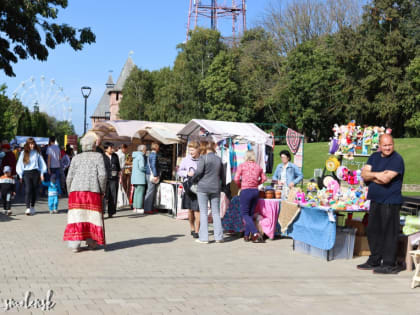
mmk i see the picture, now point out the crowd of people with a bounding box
[1,132,406,277]
[0,136,74,216]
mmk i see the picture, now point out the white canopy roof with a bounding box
[89,120,185,145]
[177,119,273,146]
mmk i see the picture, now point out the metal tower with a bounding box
[186,0,247,41]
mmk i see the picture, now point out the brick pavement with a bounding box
[0,195,419,315]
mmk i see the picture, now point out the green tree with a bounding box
[351,0,419,135]
[272,38,349,140]
[119,67,154,120]
[16,107,33,136]
[0,0,95,76]
[238,28,281,123]
[199,50,242,121]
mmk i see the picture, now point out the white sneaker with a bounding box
[53,210,58,214]
[2,210,7,215]
[25,208,31,215]
[30,207,36,215]
[6,210,12,216]
[136,209,144,214]
[195,239,209,244]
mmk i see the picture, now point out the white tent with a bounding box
[11,136,50,146]
[89,120,185,145]
[177,119,273,146]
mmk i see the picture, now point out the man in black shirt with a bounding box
[358,134,404,274]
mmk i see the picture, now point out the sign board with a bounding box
[65,135,78,147]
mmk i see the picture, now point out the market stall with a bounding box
[87,120,186,212]
[176,119,274,219]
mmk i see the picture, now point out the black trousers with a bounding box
[105,179,118,216]
[367,201,401,266]
[1,194,11,210]
[23,170,40,208]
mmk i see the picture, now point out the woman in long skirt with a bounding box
[63,133,107,252]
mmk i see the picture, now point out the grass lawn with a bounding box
[268,138,420,185]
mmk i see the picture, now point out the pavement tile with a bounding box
[1,195,420,314]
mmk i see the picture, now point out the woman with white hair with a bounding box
[131,144,147,214]
[63,133,107,252]
[234,150,267,243]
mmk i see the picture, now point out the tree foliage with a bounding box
[0,84,75,143]
[118,0,420,139]
[0,0,95,76]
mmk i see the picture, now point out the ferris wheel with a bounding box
[11,75,72,122]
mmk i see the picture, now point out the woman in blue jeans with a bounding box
[192,141,225,244]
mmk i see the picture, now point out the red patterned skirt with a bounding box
[63,191,105,245]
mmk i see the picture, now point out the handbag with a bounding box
[183,177,197,196]
[148,155,160,184]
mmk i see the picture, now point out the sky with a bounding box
[1,0,274,136]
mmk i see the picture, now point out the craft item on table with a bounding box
[325,156,340,172]
[279,199,301,233]
[265,190,274,199]
[336,166,348,181]
[306,181,319,193]
[329,138,339,154]
[362,127,373,155]
[286,128,303,154]
[296,190,305,203]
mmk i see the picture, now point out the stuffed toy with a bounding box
[362,127,373,155]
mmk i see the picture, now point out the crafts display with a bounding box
[290,180,370,211]
[329,120,392,159]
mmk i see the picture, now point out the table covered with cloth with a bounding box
[287,206,336,250]
[222,197,281,237]
[254,199,281,239]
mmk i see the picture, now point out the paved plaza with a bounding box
[0,195,420,315]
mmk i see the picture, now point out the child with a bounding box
[0,166,15,215]
[42,174,61,214]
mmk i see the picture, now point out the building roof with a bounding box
[91,75,114,118]
[111,56,135,92]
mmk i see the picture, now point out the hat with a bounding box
[3,166,11,173]
[2,144,10,150]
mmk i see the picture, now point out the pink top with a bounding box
[234,161,267,190]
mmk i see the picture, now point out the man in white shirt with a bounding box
[46,136,62,188]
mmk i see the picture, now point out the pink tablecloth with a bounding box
[254,199,281,239]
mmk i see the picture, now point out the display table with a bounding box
[288,206,336,250]
[154,181,182,216]
[254,199,281,239]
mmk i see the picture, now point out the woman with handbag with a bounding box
[192,141,225,244]
[177,141,200,238]
[144,142,160,214]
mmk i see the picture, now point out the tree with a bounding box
[262,0,363,54]
[0,0,95,76]
[238,28,281,123]
[119,67,154,120]
[271,38,349,140]
[351,0,419,135]
[199,50,242,121]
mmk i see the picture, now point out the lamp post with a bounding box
[81,86,91,135]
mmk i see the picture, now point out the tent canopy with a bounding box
[89,120,185,145]
[11,136,50,146]
[177,119,273,146]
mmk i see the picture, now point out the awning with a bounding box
[177,119,273,146]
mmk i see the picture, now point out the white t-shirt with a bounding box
[46,144,61,168]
